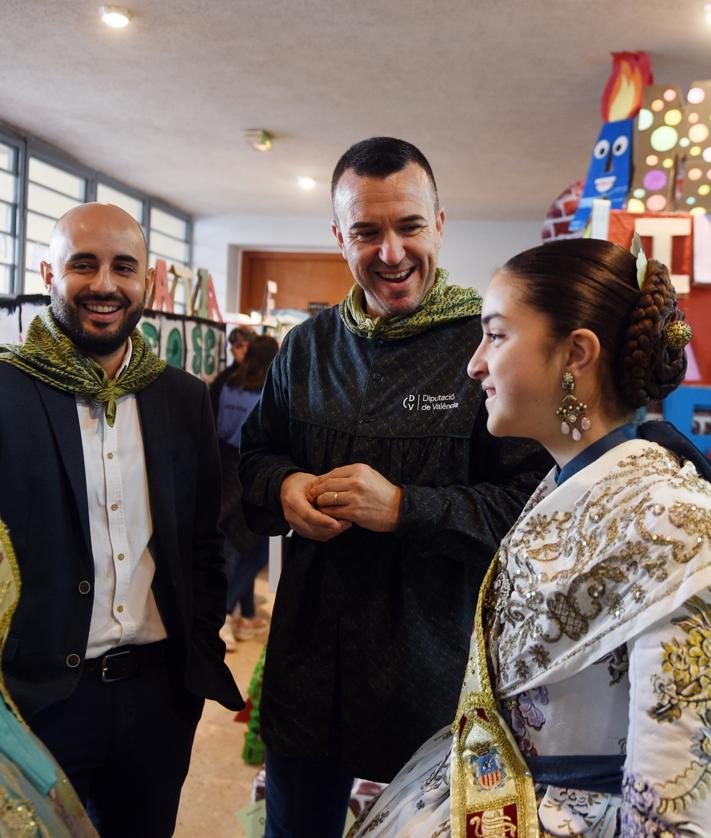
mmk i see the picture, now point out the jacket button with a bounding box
[372,373,383,382]
[78,580,91,595]
[66,653,81,669]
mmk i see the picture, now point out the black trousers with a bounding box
[29,649,204,838]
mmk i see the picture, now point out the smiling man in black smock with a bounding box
[239,137,551,837]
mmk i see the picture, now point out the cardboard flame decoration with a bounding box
[600,51,653,123]
[569,52,653,231]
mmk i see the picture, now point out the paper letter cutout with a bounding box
[192,268,223,322]
[149,259,174,313]
[634,216,692,294]
[169,264,193,316]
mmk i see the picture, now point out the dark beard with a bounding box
[50,290,145,356]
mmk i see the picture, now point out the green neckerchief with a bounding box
[338,267,482,341]
[0,307,166,427]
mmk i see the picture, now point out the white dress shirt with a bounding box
[77,340,167,658]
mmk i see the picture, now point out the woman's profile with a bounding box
[351,238,711,836]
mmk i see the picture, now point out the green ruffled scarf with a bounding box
[338,267,482,340]
[0,307,166,427]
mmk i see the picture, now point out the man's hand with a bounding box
[308,464,403,533]
[280,472,352,542]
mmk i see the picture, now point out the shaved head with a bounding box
[49,203,148,266]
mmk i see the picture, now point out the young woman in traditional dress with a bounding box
[351,238,711,837]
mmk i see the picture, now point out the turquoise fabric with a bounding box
[0,695,57,795]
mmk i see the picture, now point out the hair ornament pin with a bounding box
[630,232,648,291]
[664,319,693,349]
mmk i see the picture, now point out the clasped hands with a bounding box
[279,464,403,542]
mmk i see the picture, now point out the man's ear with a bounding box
[39,260,53,291]
[564,328,600,379]
[331,218,347,260]
[436,207,446,239]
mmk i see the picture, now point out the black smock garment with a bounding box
[239,305,552,782]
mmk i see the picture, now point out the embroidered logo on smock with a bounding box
[402,393,459,412]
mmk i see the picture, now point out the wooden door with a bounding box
[239,251,354,314]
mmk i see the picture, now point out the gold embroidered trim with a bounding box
[0,521,22,720]
[494,446,711,696]
[450,558,538,838]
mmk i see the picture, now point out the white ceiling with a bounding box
[1,0,710,220]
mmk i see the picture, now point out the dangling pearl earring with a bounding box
[556,371,591,442]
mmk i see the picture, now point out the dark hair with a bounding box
[503,238,687,409]
[331,137,439,210]
[228,326,254,347]
[227,335,279,391]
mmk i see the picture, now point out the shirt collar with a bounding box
[555,422,638,486]
[116,338,133,378]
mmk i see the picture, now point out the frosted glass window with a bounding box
[0,141,19,293]
[0,233,14,265]
[149,231,188,264]
[0,171,15,204]
[0,143,14,173]
[0,264,11,294]
[23,271,45,295]
[150,207,187,240]
[27,183,82,219]
[26,212,55,244]
[28,158,84,200]
[97,183,144,223]
[0,201,14,235]
[25,240,49,273]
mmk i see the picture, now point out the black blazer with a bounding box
[0,363,243,718]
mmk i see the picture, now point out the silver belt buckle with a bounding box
[101,649,132,683]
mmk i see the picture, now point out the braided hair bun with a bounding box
[617,259,688,408]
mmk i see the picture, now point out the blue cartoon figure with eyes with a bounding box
[568,51,653,232]
[569,119,634,231]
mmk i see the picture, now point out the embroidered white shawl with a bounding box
[487,439,711,698]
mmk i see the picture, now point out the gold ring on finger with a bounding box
[333,492,339,505]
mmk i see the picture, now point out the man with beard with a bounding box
[0,203,243,838]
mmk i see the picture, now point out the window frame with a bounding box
[0,126,25,297]
[148,198,193,269]
[0,123,192,297]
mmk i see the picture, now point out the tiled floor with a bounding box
[175,572,273,837]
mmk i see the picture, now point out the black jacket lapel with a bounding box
[35,381,92,560]
[137,380,180,586]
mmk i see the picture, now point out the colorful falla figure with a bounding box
[569,52,653,231]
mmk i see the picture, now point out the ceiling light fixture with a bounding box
[244,130,273,152]
[297,176,316,190]
[99,5,132,27]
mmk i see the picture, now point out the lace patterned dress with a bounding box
[352,438,711,837]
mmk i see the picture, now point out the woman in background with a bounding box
[209,326,255,417]
[349,239,710,836]
[217,335,279,648]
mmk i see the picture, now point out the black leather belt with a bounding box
[83,641,167,683]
